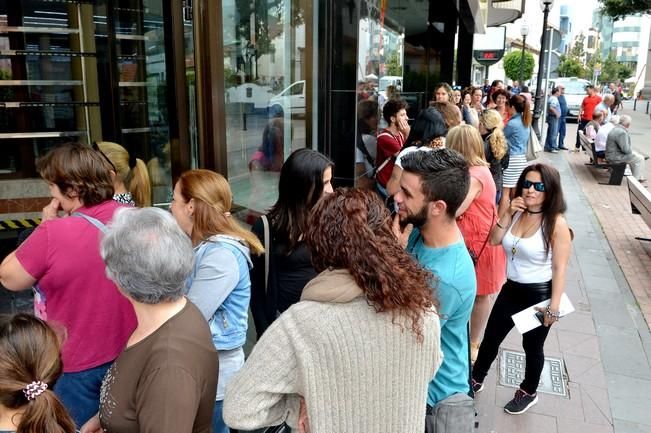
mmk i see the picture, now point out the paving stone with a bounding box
[608,374,651,425]
[556,418,614,433]
[492,404,558,433]
[556,330,601,360]
[581,384,613,425]
[596,325,651,379]
[613,419,651,433]
[554,311,596,335]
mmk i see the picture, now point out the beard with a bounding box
[400,203,429,228]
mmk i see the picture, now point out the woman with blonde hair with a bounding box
[479,109,509,203]
[447,124,506,364]
[0,313,75,433]
[94,141,151,207]
[170,169,263,433]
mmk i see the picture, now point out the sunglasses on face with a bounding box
[522,179,545,192]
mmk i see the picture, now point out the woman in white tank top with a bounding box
[470,163,573,416]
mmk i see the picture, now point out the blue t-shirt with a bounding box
[407,229,477,406]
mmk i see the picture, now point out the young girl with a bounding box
[0,313,75,433]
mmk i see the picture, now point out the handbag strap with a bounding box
[72,212,108,234]
[474,211,495,264]
[261,214,270,294]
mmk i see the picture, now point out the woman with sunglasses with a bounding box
[471,163,572,416]
[94,142,152,207]
[0,143,136,427]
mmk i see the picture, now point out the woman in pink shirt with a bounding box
[0,143,136,427]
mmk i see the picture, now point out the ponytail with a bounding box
[17,390,76,433]
[522,99,532,127]
[0,314,75,433]
[126,158,152,207]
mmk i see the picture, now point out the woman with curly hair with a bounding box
[0,313,75,433]
[224,188,442,433]
[479,109,510,203]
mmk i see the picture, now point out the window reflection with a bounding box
[222,0,312,218]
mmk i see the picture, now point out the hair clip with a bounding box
[23,381,48,401]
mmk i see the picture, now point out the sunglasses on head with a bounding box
[522,179,545,192]
[92,141,117,172]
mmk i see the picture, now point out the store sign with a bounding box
[473,26,506,66]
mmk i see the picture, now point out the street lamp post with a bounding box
[532,0,554,139]
[519,23,529,87]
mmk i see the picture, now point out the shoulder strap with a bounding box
[261,215,271,294]
[72,212,108,234]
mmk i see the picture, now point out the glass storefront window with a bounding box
[222,0,314,217]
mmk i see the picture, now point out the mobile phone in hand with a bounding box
[535,310,545,325]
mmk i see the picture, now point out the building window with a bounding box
[222,0,314,216]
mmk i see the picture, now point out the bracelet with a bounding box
[545,306,560,320]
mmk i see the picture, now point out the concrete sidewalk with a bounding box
[474,133,651,432]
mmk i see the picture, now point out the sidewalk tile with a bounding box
[556,418,613,433]
[581,384,613,424]
[556,330,601,359]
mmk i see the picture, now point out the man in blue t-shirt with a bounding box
[392,149,477,432]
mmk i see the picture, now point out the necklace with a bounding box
[510,215,541,261]
[526,208,543,214]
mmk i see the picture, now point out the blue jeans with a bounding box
[544,116,559,150]
[54,361,112,427]
[558,117,566,147]
[213,400,230,433]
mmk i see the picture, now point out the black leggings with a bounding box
[472,279,552,395]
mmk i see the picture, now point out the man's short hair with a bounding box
[382,99,407,125]
[400,149,470,219]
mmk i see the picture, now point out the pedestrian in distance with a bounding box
[574,84,602,151]
[478,109,510,205]
[544,87,561,153]
[557,85,569,150]
[375,99,411,199]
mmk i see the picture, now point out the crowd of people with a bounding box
[9,76,644,433]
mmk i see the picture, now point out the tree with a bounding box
[385,51,402,76]
[599,0,650,19]
[557,55,585,77]
[502,50,535,82]
[570,33,586,60]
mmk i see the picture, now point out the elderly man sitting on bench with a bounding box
[593,113,616,164]
[605,115,647,183]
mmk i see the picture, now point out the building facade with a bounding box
[0,0,484,242]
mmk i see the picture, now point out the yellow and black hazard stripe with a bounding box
[0,218,41,231]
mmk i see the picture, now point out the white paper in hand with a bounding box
[511,293,575,334]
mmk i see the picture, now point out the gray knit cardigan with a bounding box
[223,269,442,433]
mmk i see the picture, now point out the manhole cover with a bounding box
[499,349,568,397]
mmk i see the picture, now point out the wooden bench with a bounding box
[578,130,627,185]
[628,176,651,242]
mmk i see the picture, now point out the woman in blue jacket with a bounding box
[170,169,264,433]
[500,94,532,217]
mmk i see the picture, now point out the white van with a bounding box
[267,80,306,116]
[553,77,592,121]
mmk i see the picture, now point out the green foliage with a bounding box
[585,52,603,80]
[599,0,650,19]
[557,54,585,78]
[598,54,633,83]
[502,50,535,82]
[386,51,402,76]
[570,34,585,59]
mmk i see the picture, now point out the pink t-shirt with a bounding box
[16,200,136,373]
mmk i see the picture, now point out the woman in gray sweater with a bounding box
[223,188,442,433]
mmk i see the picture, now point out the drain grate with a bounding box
[499,349,568,397]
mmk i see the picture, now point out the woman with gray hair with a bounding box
[80,207,218,433]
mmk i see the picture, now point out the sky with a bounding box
[565,0,601,39]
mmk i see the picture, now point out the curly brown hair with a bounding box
[305,188,438,342]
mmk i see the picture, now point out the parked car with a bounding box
[553,77,592,122]
[267,80,306,117]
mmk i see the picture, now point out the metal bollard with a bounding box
[647,101,650,114]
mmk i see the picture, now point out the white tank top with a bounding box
[502,213,553,283]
